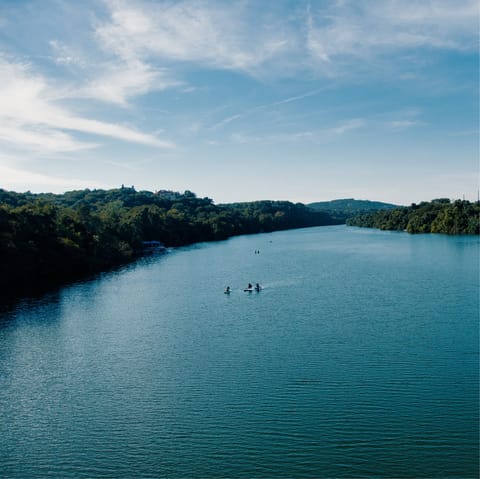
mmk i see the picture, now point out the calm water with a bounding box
[0,226,478,478]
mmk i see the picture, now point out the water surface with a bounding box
[0,226,478,478]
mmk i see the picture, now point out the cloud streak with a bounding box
[206,88,330,132]
[385,120,427,131]
[229,117,366,144]
[20,0,475,116]
[0,163,108,192]
[96,0,478,83]
[0,124,97,153]
[96,0,294,76]
[0,57,174,153]
[306,0,478,67]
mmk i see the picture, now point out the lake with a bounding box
[0,225,478,478]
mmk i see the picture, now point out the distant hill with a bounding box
[308,198,398,222]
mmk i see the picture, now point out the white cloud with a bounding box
[49,40,87,67]
[229,117,366,144]
[0,124,97,153]
[71,58,180,106]
[0,57,174,153]
[91,0,478,88]
[329,118,366,135]
[381,108,427,131]
[0,164,107,192]
[271,89,326,106]
[97,0,293,75]
[210,114,242,130]
[205,88,330,132]
[54,115,174,148]
[48,35,178,106]
[306,0,478,67]
[386,120,427,131]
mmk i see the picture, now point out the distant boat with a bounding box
[142,240,166,253]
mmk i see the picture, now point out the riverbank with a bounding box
[346,199,479,234]
[0,187,340,302]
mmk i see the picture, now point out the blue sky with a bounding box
[0,0,478,204]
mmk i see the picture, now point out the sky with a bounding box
[0,0,478,205]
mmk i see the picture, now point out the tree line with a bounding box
[346,199,479,235]
[0,187,337,298]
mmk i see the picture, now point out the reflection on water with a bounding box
[0,226,478,478]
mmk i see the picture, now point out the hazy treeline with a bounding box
[308,198,397,222]
[0,187,336,297]
[346,199,479,235]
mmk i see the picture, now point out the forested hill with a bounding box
[0,187,337,298]
[346,199,479,235]
[308,198,398,222]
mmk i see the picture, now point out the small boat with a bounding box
[244,285,261,292]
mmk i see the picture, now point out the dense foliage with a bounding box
[0,187,336,298]
[346,199,480,235]
[308,198,397,222]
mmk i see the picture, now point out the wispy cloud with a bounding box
[270,89,326,106]
[329,118,366,135]
[48,32,180,107]
[96,0,293,76]
[49,40,87,68]
[206,88,329,132]
[447,129,478,137]
[306,0,478,72]
[0,57,174,153]
[0,163,108,192]
[386,120,427,131]
[0,124,97,153]
[229,117,366,144]
[209,114,242,130]
[381,108,427,132]
[73,58,180,106]
[101,0,478,82]
[36,0,478,114]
